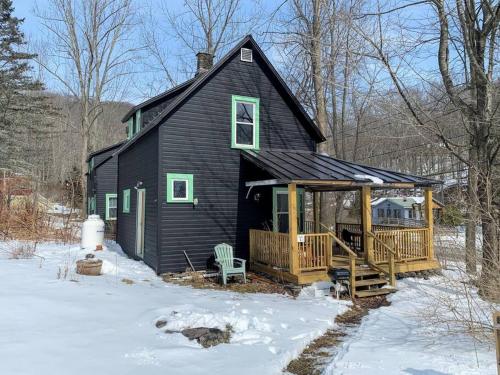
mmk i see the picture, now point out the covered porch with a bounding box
[243,150,441,296]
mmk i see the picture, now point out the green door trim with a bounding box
[272,187,304,233]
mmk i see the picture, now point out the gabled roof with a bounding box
[115,35,325,156]
[121,77,196,123]
[372,196,444,208]
[86,141,125,162]
[242,149,440,188]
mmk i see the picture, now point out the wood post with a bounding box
[424,188,434,260]
[388,252,396,287]
[313,192,320,233]
[349,255,356,298]
[361,186,373,263]
[288,183,299,275]
[494,312,500,375]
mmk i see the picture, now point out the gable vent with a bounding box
[240,48,253,62]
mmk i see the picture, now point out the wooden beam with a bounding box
[361,186,373,263]
[424,188,434,260]
[288,183,299,275]
[245,179,284,187]
[313,192,320,233]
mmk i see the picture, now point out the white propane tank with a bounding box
[81,215,105,250]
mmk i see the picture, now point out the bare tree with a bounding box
[34,0,137,214]
[355,0,500,299]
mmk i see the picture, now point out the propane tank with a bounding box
[81,215,105,250]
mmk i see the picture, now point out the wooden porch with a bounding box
[248,184,440,296]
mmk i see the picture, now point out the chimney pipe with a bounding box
[195,52,213,77]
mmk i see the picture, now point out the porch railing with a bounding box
[298,233,331,270]
[249,229,331,273]
[249,230,289,270]
[373,228,430,263]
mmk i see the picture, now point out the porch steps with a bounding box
[353,265,396,298]
[355,288,397,298]
[331,262,397,298]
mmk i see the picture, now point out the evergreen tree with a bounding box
[0,0,55,174]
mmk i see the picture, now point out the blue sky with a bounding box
[12,0,442,105]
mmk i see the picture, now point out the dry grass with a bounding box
[162,271,293,295]
[286,296,390,375]
[9,243,37,259]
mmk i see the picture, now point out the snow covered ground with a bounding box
[326,273,497,375]
[0,241,348,375]
[0,240,497,375]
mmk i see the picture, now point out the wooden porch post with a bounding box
[288,183,299,275]
[424,188,434,260]
[313,192,320,233]
[361,186,373,263]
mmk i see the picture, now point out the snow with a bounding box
[326,275,497,375]
[353,174,384,184]
[0,241,348,375]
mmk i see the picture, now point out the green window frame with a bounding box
[88,196,96,214]
[134,109,141,135]
[123,189,130,213]
[272,187,305,233]
[105,193,118,220]
[166,173,193,203]
[231,95,260,150]
[127,117,133,139]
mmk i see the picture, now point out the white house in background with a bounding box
[371,196,444,225]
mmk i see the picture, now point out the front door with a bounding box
[135,188,146,258]
[272,187,304,233]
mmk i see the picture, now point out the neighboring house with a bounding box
[90,35,439,283]
[371,196,444,225]
[86,141,125,235]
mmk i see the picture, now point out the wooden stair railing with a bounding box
[367,231,397,287]
[320,223,358,293]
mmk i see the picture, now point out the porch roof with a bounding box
[242,149,440,190]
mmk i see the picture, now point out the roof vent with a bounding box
[240,48,253,62]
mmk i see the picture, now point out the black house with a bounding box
[96,35,439,285]
[86,141,124,234]
[113,35,322,273]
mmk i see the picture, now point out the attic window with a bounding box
[240,48,253,62]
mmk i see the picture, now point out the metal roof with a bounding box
[242,149,440,188]
[86,141,125,162]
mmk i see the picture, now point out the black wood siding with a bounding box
[116,128,159,271]
[86,148,118,222]
[157,48,316,273]
[141,85,191,126]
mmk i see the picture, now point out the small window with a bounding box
[105,193,118,220]
[123,189,130,213]
[166,173,193,203]
[378,208,384,218]
[231,95,259,150]
[240,48,253,62]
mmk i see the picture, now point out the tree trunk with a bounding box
[80,130,88,216]
[465,147,478,274]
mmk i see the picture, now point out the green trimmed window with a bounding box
[123,189,130,213]
[88,195,96,214]
[105,193,118,220]
[166,173,193,203]
[231,95,259,150]
[127,109,142,140]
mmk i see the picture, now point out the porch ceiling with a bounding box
[242,149,440,190]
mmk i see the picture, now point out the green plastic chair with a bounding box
[214,243,246,285]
